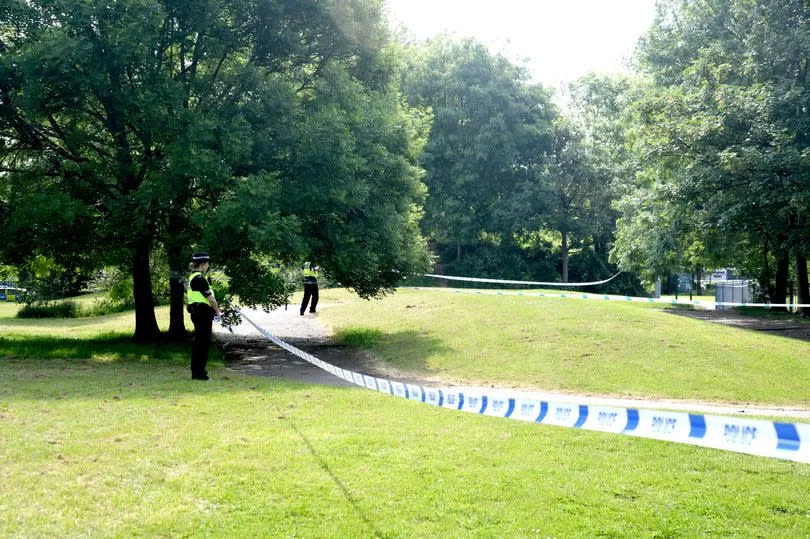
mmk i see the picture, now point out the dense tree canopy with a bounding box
[612,0,810,305]
[0,0,430,339]
[401,38,556,271]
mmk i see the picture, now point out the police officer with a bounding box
[300,262,319,316]
[187,252,221,380]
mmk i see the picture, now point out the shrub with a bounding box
[84,299,135,317]
[17,301,81,318]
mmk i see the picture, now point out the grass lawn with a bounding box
[0,300,21,318]
[320,288,810,408]
[1,302,176,338]
[2,356,809,536]
[2,294,809,535]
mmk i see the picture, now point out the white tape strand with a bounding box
[239,310,809,464]
[423,272,622,287]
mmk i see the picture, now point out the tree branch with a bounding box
[47,114,86,161]
[296,53,332,93]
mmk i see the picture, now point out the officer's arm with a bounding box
[203,289,221,317]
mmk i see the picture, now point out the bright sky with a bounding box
[386,0,657,95]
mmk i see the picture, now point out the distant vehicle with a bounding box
[0,287,24,302]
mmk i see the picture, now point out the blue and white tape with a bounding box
[240,311,809,464]
[410,285,810,309]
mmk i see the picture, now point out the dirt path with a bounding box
[216,305,410,388]
[216,305,810,419]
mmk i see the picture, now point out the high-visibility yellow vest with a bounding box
[302,267,318,282]
[187,272,209,305]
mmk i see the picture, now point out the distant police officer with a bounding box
[187,252,221,380]
[300,262,319,316]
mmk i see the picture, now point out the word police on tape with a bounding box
[240,311,809,464]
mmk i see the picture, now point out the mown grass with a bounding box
[2,357,809,536]
[1,303,176,337]
[318,288,810,407]
[2,292,809,535]
[0,300,20,318]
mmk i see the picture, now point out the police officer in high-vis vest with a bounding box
[187,252,221,380]
[300,262,319,316]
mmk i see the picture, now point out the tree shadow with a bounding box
[0,334,315,402]
[0,334,194,364]
[662,308,810,344]
[263,329,455,385]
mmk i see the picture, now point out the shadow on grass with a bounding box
[0,333,200,365]
[322,328,454,376]
[0,333,348,403]
[662,308,810,344]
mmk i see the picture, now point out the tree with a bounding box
[0,0,430,340]
[509,121,600,282]
[623,0,810,307]
[401,37,555,265]
[506,75,637,285]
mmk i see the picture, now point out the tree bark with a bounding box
[797,253,809,316]
[774,250,789,312]
[456,241,462,263]
[167,241,186,340]
[694,266,703,295]
[561,231,569,282]
[132,238,160,342]
[761,237,772,299]
[168,269,186,339]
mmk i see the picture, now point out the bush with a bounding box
[84,299,136,317]
[17,301,81,318]
[334,327,384,347]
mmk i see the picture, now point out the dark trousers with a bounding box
[190,307,213,378]
[301,282,319,314]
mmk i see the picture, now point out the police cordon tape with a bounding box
[239,310,809,464]
[418,274,810,309]
[422,272,622,287]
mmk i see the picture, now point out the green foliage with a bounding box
[402,42,631,288]
[12,256,90,303]
[450,243,534,283]
[507,119,609,281]
[86,256,171,312]
[0,264,16,282]
[618,0,810,299]
[402,37,556,248]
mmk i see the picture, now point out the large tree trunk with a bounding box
[167,242,186,341]
[456,241,462,263]
[132,238,160,343]
[761,237,773,299]
[561,231,569,282]
[774,250,790,312]
[694,266,703,295]
[797,253,809,316]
